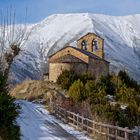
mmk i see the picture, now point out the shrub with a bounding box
[57,70,78,90]
[118,71,140,91]
[68,79,86,102]
[127,103,140,126]
[97,75,115,95]
[116,85,138,104]
[0,74,20,140]
[87,72,140,127]
[85,80,95,98]
[90,92,108,106]
[60,70,140,128]
[57,70,95,90]
[80,72,95,84]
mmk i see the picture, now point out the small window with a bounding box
[92,39,98,51]
[81,40,87,50]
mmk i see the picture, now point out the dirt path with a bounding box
[16,100,81,140]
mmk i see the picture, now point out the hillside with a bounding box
[10,80,63,100]
[10,13,140,84]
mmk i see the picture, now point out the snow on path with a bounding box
[16,100,92,140]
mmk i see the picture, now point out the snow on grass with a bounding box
[16,100,92,140]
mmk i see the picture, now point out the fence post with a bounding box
[99,124,102,139]
[67,111,69,123]
[72,113,74,125]
[64,108,67,123]
[81,116,84,130]
[77,114,79,129]
[115,128,118,140]
[53,103,55,113]
[107,127,110,140]
[92,122,95,137]
[124,130,128,140]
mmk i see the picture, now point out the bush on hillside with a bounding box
[116,85,138,104]
[57,70,96,90]
[118,71,140,91]
[65,70,140,128]
[85,80,95,97]
[96,75,115,95]
[57,70,78,90]
[0,74,20,140]
[68,79,86,102]
[80,72,95,84]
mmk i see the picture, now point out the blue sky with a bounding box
[0,0,140,23]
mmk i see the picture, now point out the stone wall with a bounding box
[77,33,104,59]
[49,58,109,82]
[88,57,109,79]
[49,62,88,82]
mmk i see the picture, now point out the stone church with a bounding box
[48,33,109,82]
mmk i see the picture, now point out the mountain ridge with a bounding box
[10,13,140,84]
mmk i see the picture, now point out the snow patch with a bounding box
[16,100,92,140]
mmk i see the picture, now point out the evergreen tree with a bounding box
[80,72,95,84]
[68,79,86,102]
[0,74,20,140]
[97,75,115,95]
[118,71,140,91]
[57,70,78,90]
[85,80,95,98]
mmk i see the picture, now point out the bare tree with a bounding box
[39,39,49,78]
[0,7,31,79]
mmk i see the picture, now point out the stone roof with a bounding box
[49,46,109,63]
[70,47,109,63]
[77,32,103,41]
[73,47,101,60]
[49,54,87,63]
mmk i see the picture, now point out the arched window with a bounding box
[92,39,98,51]
[81,40,87,50]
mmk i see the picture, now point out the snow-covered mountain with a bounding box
[10,13,140,84]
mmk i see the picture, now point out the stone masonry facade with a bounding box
[48,33,109,82]
[77,33,104,59]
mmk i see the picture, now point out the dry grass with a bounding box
[10,80,64,101]
[10,80,48,100]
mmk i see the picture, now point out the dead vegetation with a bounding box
[10,80,65,100]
